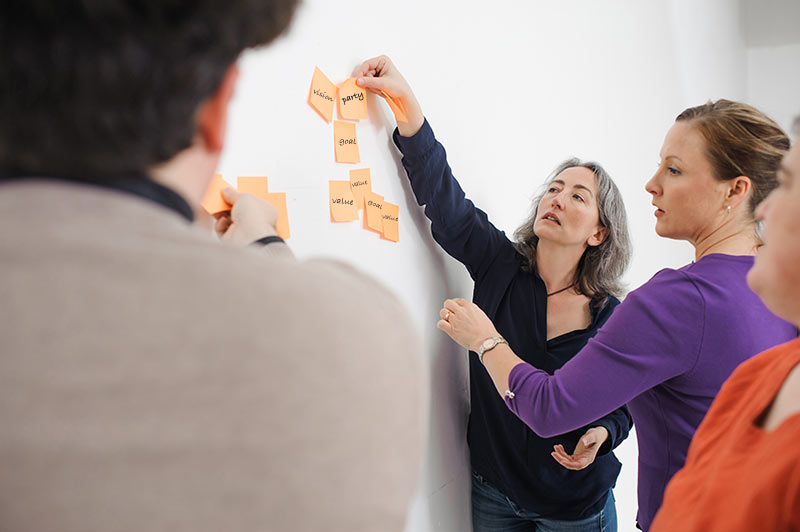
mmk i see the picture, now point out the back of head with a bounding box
[0,0,298,178]
[675,100,790,218]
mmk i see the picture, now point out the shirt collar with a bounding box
[0,167,195,223]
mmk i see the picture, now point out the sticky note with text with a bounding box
[264,191,290,239]
[349,168,372,210]
[201,173,232,214]
[364,191,384,233]
[380,90,408,122]
[381,201,399,242]
[333,120,360,163]
[337,77,368,121]
[237,176,269,200]
[308,66,336,123]
[329,180,359,222]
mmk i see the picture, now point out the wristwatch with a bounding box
[477,336,508,364]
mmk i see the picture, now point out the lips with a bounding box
[652,204,665,218]
[541,211,561,225]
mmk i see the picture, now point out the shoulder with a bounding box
[626,266,705,310]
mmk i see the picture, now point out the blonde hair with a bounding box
[676,100,790,216]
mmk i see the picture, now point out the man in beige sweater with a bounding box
[0,1,423,531]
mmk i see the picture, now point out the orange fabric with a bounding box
[651,337,800,531]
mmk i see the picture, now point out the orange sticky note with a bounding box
[201,173,232,214]
[380,90,408,122]
[308,66,336,123]
[337,77,368,121]
[349,168,372,210]
[264,192,290,239]
[364,191,384,233]
[334,120,360,164]
[381,201,399,242]
[329,180,359,222]
[237,176,269,199]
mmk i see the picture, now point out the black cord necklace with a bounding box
[547,283,575,297]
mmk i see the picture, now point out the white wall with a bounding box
[217,1,795,530]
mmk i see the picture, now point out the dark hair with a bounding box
[676,100,790,217]
[0,0,298,177]
[514,158,632,302]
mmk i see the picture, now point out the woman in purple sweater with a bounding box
[437,101,797,530]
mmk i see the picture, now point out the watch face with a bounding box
[482,338,495,350]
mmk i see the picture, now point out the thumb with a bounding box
[221,186,239,206]
[581,433,598,448]
[357,75,389,92]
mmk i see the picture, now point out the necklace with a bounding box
[547,283,575,297]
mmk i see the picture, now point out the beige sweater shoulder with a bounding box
[0,180,423,532]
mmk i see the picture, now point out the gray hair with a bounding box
[513,158,632,301]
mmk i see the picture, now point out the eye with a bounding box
[668,166,681,176]
[547,186,559,193]
[573,194,585,202]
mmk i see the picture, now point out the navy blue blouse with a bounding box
[393,120,632,520]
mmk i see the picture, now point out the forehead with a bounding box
[661,120,708,161]
[551,166,598,191]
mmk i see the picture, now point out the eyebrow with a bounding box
[552,179,595,198]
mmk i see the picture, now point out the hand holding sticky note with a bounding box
[338,78,368,121]
[201,173,232,214]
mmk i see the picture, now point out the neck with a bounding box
[149,142,220,213]
[692,215,759,261]
[535,239,584,294]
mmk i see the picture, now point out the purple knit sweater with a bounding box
[504,254,797,530]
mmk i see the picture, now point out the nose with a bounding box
[551,191,565,209]
[645,171,660,197]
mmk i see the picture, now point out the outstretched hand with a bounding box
[551,426,609,470]
[213,187,278,245]
[436,298,500,353]
[353,55,424,136]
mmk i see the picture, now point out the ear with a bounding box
[725,175,752,210]
[587,225,607,247]
[196,64,240,153]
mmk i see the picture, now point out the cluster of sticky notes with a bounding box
[309,66,401,243]
[201,174,290,239]
[328,168,398,242]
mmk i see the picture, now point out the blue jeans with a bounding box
[472,471,617,532]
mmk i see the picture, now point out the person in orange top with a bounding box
[651,117,800,531]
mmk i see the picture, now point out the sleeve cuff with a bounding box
[392,118,437,157]
[251,235,284,247]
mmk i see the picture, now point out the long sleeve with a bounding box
[589,404,633,455]
[505,269,705,438]
[392,119,515,282]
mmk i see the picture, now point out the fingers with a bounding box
[443,298,462,312]
[436,319,453,335]
[356,74,389,92]
[221,186,239,206]
[214,213,232,236]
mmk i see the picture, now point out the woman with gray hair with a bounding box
[356,56,632,532]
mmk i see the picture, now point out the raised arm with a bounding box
[356,56,515,280]
[438,269,704,437]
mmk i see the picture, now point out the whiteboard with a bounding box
[217,1,774,529]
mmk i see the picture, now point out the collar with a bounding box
[0,167,195,223]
